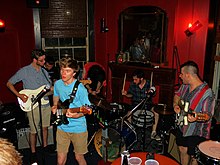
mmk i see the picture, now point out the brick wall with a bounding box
[40,0,87,38]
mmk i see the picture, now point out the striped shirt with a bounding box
[175,82,215,138]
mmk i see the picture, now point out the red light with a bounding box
[35,0,40,4]
[0,19,5,32]
[185,20,203,37]
[0,19,5,28]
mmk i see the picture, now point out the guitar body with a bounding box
[176,99,209,126]
[17,85,49,112]
[52,99,93,126]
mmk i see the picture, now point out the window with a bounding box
[42,37,88,67]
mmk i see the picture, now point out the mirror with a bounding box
[119,6,167,64]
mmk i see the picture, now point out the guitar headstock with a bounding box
[80,80,92,85]
[80,105,92,115]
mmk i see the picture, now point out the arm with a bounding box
[6,81,28,103]
[173,94,181,114]
[121,90,133,98]
[52,95,59,114]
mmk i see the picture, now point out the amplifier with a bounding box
[167,131,180,163]
[16,126,54,150]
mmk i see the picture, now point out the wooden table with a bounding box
[111,152,180,165]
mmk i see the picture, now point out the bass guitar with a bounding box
[176,99,209,126]
[52,99,93,126]
[17,85,50,112]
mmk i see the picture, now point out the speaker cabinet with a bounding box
[16,126,54,150]
[26,0,49,8]
[167,131,180,163]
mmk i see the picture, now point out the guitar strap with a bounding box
[190,84,209,111]
[69,80,80,103]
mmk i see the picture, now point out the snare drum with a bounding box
[132,110,154,128]
[197,140,220,165]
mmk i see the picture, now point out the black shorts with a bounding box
[176,128,206,156]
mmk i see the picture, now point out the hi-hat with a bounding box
[154,104,174,115]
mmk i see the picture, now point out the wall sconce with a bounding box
[184,20,202,37]
[0,19,5,32]
[100,18,109,33]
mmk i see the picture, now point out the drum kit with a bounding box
[87,96,172,162]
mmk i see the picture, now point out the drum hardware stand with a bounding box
[120,99,147,151]
[101,120,109,163]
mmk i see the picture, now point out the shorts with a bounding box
[27,105,51,133]
[176,128,206,155]
[56,128,88,154]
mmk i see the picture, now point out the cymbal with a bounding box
[153,104,174,115]
[89,95,111,110]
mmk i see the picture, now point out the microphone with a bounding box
[146,86,156,98]
[32,85,50,105]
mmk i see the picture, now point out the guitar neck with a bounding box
[61,108,81,114]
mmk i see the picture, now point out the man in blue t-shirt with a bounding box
[52,57,90,165]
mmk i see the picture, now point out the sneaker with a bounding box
[30,152,38,164]
[151,131,161,141]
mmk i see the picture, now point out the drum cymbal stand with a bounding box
[101,120,110,163]
[120,99,147,150]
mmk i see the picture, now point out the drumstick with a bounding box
[122,73,127,91]
[150,72,153,87]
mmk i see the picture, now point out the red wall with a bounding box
[94,0,209,77]
[0,0,35,103]
[0,0,210,103]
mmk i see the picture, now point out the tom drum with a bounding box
[197,140,220,165]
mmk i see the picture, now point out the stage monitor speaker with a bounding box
[16,126,54,150]
[167,131,180,163]
[26,0,49,8]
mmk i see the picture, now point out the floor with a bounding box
[2,103,220,165]
[17,114,179,165]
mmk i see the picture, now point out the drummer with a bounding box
[82,62,106,97]
[121,69,160,141]
[173,61,215,165]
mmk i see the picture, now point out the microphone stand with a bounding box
[31,98,45,165]
[120,96,153,151]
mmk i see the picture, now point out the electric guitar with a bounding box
[17,80,91,112]
[176,99,209,126]
[17,85,50,112]
[52,99,93,126]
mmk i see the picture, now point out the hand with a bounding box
[121,90,127,96]
[51,105,57,114]
[188,113,197,122]
[66,109,82,118]
[18,94,28,103]
[173,105,181,114]
[95,89,100,94]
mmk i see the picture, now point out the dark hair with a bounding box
[31,49,45,59]
[87,65,105,82]
[45,56,55,65]
[132,69,145,78]
[180,60,199,75]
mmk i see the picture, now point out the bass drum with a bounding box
[94,128,126,162]
[197,140,220,165]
